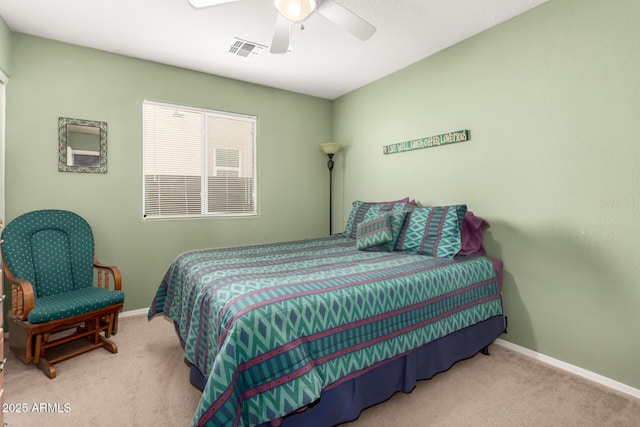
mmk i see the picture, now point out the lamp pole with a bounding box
[327,153,335,235]
[319,143,343,236]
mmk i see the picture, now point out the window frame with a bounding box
[213,147,242,177]
[142,100,258,220]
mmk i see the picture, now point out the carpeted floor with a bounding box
[4,314,640,427]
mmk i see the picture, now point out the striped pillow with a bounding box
[356,212,393,250]
[379,208,411,252]
[395,205,467,258]
[344,198,410,238]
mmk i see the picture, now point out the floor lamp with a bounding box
[319,143,343,235]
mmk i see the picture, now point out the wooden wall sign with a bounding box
[383,130,469,155]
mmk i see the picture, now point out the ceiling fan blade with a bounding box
[270,13,291,54]
[188,0,241,9]
[316,0,376,41]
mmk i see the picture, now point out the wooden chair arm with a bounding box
[93,253,122,291]
[3,261,35,320]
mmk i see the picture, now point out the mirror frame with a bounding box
[58,117,107,173]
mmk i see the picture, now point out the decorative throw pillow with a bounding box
[356,212,393,251]
[395,204,467,258]
[458,210,489,256]
[344,197,409,238]
[378,205,412,252]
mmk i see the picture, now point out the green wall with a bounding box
[3,0,639,394]
[333,0,640,389]
[4,34,332,312]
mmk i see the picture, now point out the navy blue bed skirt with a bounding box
[187,315,506,427]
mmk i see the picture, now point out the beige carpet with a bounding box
[4,314,640,427]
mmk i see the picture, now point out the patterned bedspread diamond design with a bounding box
[148,235,503,427]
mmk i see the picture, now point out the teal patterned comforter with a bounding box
[148,235,503,427]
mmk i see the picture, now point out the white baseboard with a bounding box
[120,307,149,318]
[495,338,640,400]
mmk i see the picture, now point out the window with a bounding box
[143,100,257,219]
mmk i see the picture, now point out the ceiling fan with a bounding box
[188,0,377,54]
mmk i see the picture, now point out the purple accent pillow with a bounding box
[458,210,489,255]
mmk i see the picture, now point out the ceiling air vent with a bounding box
[228,38,266,58]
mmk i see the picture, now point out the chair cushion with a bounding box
[1,210,94,298]
[27,287,125,324]
[31,229,76,295]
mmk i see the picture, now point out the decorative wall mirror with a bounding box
[58,117,107,173]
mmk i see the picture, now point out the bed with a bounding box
[148,201,506,427]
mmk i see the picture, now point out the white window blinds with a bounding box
[143,100,257,219]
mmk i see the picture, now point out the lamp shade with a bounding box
[319,143,343,155]
[274,0,316,23]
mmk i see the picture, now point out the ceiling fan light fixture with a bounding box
[274,0,316,23]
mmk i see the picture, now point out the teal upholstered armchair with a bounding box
[2,209,125,378]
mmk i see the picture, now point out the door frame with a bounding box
[0,68,6,223]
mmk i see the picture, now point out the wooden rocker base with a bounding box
[9,303,123,378]
[36,335,118,379]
